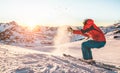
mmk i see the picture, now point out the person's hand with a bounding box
[67,27,73,33]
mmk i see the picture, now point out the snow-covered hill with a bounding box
[0,21,119,45]
[0,43,117,73]
[0,21,120,73]
[0,21,57,46]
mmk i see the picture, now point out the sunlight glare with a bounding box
[21,20,39,31]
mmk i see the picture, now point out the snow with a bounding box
[0,22,120,73]
[0,23,13,32]
[0,43,116,73]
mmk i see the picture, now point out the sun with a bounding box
[18,20,39,31]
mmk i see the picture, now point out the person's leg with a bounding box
[81,40,106,60]
[82,41,93,60]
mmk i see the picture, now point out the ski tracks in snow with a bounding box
[0,43,117,73]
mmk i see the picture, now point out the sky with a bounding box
[0,0,120,26]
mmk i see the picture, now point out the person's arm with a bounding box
[73,30,89,37]
[67,26,89,37]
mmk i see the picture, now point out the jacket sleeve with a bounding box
[73,30,89,37]
[72,24,93,37]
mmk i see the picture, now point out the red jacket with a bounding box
[73,19,106,42]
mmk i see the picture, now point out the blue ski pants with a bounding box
[81,40,106,60]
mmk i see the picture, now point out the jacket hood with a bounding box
[83,19,94,25]
[86,19,94,25]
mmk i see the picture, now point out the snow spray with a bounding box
[52,26,72,56]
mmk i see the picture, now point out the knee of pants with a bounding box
[82,42,87,48]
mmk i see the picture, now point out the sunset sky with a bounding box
[0,0,120,26]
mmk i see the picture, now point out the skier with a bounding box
[68,19,106,64]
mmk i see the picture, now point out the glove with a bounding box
[67,27,73,33]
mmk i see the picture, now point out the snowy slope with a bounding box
[0,43,116,73]
[0,32,120,73]
[0,22,120,73]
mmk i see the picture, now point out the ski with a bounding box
[63,54,120,71]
